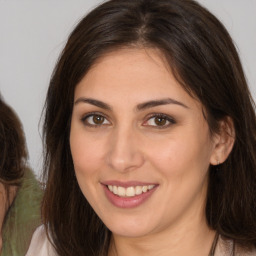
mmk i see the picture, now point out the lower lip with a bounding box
[102,185,157,208]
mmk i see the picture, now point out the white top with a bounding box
[27,225,256,256]
[25,225,57,256]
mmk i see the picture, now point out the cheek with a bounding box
[147,141,192,177]
[70,129,101,177]
[71,144,96,174]
[70,132,102,200]
[146,131,213,178]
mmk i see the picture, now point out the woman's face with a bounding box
[70,48,218,238]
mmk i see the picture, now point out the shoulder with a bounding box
[26,225,58,256]
[236,244,256,256]
[215,236,256,256]
[11,167,43,212]
[2,168,43,256]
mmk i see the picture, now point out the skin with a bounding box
[70,48,234,256]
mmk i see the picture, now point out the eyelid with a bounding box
[81,111,111,126]
[142,113,176,128]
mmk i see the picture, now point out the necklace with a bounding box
[208,232,219,256]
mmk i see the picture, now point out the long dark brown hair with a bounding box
[0,95,27,201]
[42,0,256,255]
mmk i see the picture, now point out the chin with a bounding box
[111,227,151,238]
[104,216,155,238]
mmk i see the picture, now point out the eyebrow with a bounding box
[74,98,112,110]
[136,98,189,110]
[74,97,189,111]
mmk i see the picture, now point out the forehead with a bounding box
[74,48,201,111]
[77,49,176,92]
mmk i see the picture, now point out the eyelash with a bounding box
[81,112,110,127]
[143,113,176,129]
[80,112,176,129]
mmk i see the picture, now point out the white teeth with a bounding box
[113,186,118,195]
[142,186,147,193]
[126,187,135,197]
[107,184,155,197]
[117,186,126,196]
[135,186,143,195]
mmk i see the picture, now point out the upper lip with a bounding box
[101,180,158,188]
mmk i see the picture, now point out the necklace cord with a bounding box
[209,233,219,256]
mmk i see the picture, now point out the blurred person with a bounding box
[0,94,42,256]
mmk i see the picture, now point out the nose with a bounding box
[106,126,145,172]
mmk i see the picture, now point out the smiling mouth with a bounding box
[107,184,156,197]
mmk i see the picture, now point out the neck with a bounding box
[108,215,216,256]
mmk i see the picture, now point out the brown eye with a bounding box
[93,115,105,124]
[144,114,176,128]
[154,117,167,126]
[82,114,110,126]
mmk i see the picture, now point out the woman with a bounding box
[27,0,256,255]
[0,95,42,256]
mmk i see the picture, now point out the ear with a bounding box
[210,116,235,165]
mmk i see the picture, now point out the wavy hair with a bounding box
[0,95,27,201]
